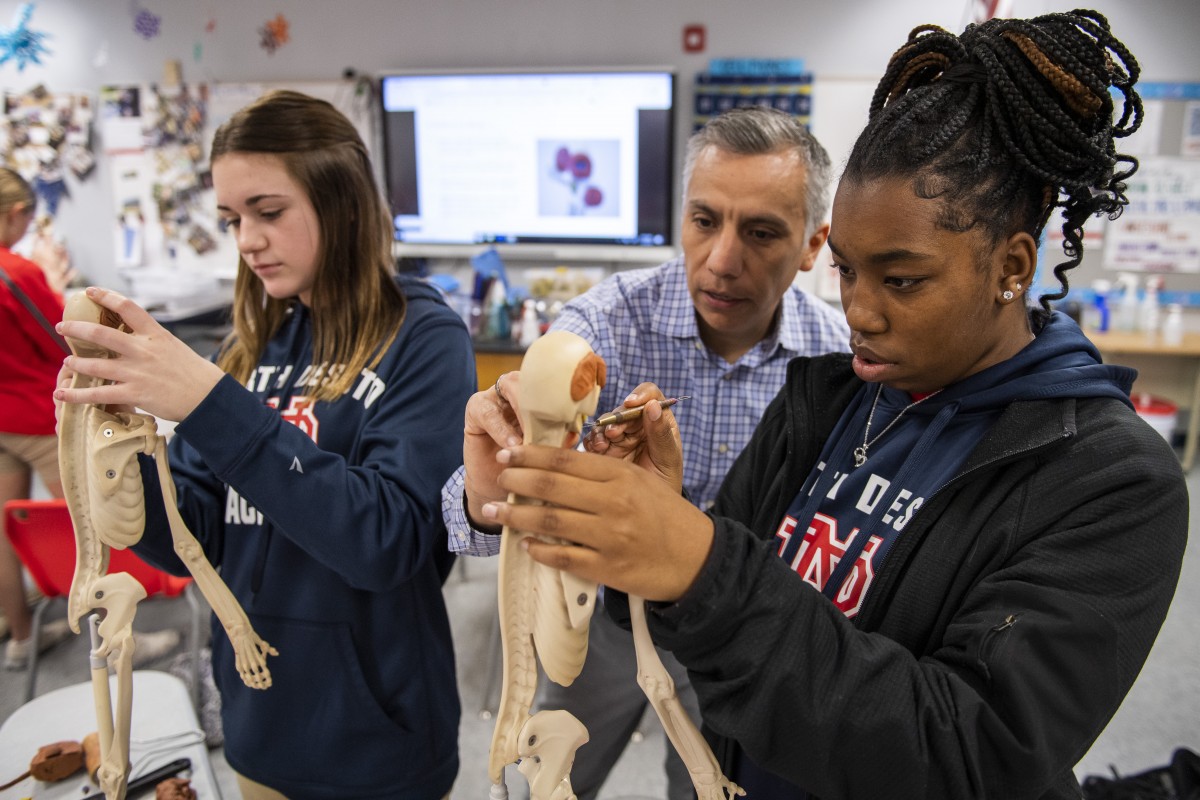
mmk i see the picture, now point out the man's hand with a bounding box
[463,371,525,531]
[583,382,684,495]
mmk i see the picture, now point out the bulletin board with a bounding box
[101,82,214,284]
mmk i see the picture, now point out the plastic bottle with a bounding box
[518,299,541,347]
[1140,275,1163,343]
[1084,279,1111,333]
[1113,273,1139,333]
[483,279,509,341]
[1162,303,1184,347]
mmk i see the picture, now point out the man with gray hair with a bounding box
[442,106,850,799]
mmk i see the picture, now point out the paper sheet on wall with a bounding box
[1103,157,1200,273]
[1183,102,1200,158]
[1123,99,1164,157]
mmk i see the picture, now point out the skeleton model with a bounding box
[58,293,276,800]
[488,330,743,800]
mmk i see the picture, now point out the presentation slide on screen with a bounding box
[383,72,671,244]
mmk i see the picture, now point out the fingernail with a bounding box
[505,436,520,448]
[481,503,498,519]
[55,322,63,332]
[85,286,99,297]
[519,538,530,551]
[624,393,638,404]
[497,449,512,464]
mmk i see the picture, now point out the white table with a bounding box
[0,670,219,799]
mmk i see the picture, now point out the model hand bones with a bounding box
[487,330,742,800]
[58,293,275,800]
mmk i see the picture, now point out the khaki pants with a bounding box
[0,432,59,483]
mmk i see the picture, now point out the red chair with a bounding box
[2,499,203,705]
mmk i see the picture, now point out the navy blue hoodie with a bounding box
[135,277,475,799]
[739,312,1137,798]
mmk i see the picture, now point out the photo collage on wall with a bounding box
[101,82,217,271]
[0,83,97,219]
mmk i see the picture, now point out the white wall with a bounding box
[3,0,1198,289]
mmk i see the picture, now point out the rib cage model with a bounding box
[58,293,275,800]
[487,330,742,800]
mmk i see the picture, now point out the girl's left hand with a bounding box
[54,287,225,423]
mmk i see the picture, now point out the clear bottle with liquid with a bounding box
[518,299,541,346]
[1113,273,1139,333]
[1162,304,1184,347]
[1140,276,1163,343]
[483,279,510,341]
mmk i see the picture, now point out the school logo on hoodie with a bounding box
[267,396,320,443]
[774,469,921,619]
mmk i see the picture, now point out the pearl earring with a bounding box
[1002,290,1015,301]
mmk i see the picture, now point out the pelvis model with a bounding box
[487,330,743,800]
[58,293,275,800]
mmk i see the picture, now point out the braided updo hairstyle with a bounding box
[842,9,1142,320]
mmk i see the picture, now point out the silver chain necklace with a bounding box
[853,384,943,468]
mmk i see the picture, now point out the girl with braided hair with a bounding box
[464,9,1188,799]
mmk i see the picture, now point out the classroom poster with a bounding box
[1103,157,1200,273]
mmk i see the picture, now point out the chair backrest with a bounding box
[3,499,192,599]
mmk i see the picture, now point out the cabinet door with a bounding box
[475,352,525,393]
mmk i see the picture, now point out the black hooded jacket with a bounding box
[610,314,1188,800]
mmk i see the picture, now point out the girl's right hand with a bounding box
[54,287,224,423]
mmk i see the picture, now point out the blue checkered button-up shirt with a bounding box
[441,255,850,555]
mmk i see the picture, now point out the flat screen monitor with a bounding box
[379,67,676,262]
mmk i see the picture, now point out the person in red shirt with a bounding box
[0,166,72,668]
